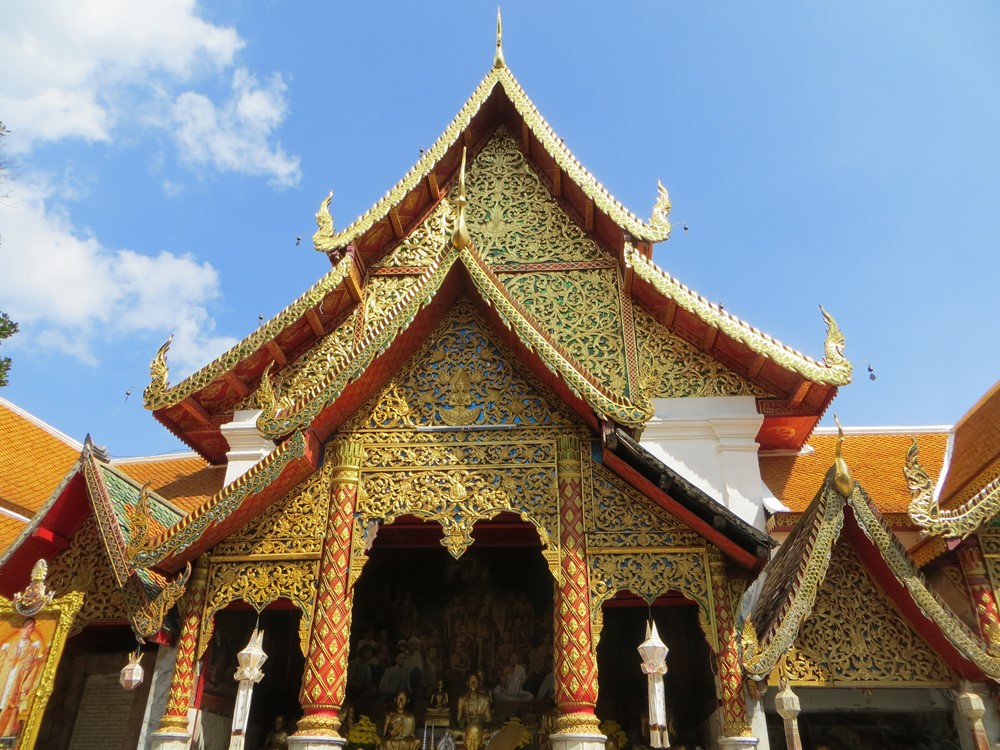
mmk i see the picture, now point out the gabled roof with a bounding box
[142,46,851,461]
[939,379,1000,508]
[0,438,191,638]
[0,397,82,529]
[761,428,949,514]
[743,436,1000,684]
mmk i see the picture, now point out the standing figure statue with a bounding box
[262,715,289,750]
[456,673,493,750]
[381,691,421,750]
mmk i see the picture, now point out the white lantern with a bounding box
[234,627,267,684]
[637,620,669,748]
[120,650,144,690]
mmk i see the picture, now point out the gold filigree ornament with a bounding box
[819,305,849,372]
[906,438,1000,540]
[14,559,55,616]
[131,563,192,639]
[649,180,672,239]
[313,190,335,250]
[124,481,156,560]
[143,334,173,405]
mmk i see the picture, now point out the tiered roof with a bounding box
[142,40,850,463]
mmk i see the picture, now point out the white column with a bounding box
[138,646,179,750]
[220,409,276,485]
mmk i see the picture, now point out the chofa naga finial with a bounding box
[451,147,472,250]
[832,414,855,498]
[494,8,506,69]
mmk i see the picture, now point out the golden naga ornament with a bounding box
[452,147,472,250]
[124,481,155,560]
[649,180,672,239]
[15,559,55,616]
[494,7,505,69]
[819,305,849,374]
[313,190,335,251]
[143,334,172,404]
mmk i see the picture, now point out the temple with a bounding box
[2,16,999,750]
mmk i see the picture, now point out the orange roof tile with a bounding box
[940,379,1000,509]
[0,515,27,555]
[0,398,81,517]
[114,455,226,515]
[760,430,949,514]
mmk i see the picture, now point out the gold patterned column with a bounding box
[152,557,209,744]
[708,548,753,743]
[294,441,362,741]
[552,435,602,739]
[957,539,1000,652]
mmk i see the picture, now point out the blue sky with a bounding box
[1,1,998,457]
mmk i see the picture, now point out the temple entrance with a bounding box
[346,513,555,745]
[596,595,716,750]
[200,604,304,748]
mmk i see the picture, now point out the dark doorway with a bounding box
[346,514,555,729]
[596,596,716,749]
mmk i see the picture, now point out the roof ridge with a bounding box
[0,396,83,451]
[624,243,852,386]
[315,65,669,253]
[143,253,357,411]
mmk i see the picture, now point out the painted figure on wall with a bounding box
[0,618,47,743]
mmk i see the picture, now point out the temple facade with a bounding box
[1,22,999,750]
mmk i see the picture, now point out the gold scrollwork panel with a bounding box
[198,560,318,659]
[589,551,718,653]
[346,300,575,431]
[465,128,609,266]
[779,541,952,686]
[503,269,628,396]
[587,462,705,548]
[47,519,128,631]
[356,465,560,575]
[213,463,333,558]
[373,201,452,268]
[634,307,767,399]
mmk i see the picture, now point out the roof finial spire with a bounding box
[451,147,472,250]
[832,414,855,498]
[494,7,506,69]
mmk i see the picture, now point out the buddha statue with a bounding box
[426,678,450,724]
[381,691,422,750]
[262,715,289,750]
[456,672,493,750]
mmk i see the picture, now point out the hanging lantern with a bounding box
[637,620,669,748]
[230,627,268,750]
[234,627,268,683]
[120,649,144,690]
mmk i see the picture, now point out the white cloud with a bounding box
[0,0,243,152]
[172,68,302,187]
[0,178,236,375]
[0,0,300,187]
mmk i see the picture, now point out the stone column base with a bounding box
[150,731,191,750]
[550,732,606,750]
[719,737,759,750]
[289,735,347,750]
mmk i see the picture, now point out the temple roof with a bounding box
[743,436,1000,684]
[0,438,191,637]
[142,52,851,462]
[0,397,81,526]
[939,379,1000,509]
[114,454,225,514]
[761,428,949,514]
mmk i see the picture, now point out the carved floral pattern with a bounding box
[781,541,950,684]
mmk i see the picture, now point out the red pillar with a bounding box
[153,558,209,737]
[957,539,1000,653]
[709,548,752,740]
[552,436,602,737]
[294,441,362,739]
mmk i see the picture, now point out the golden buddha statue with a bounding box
[426,678,451,725]
[381,691,422,750]
[456,672,493,750]
[262,714,289,750]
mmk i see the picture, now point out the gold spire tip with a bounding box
[832,414,855,497]
[494,7,506,69]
